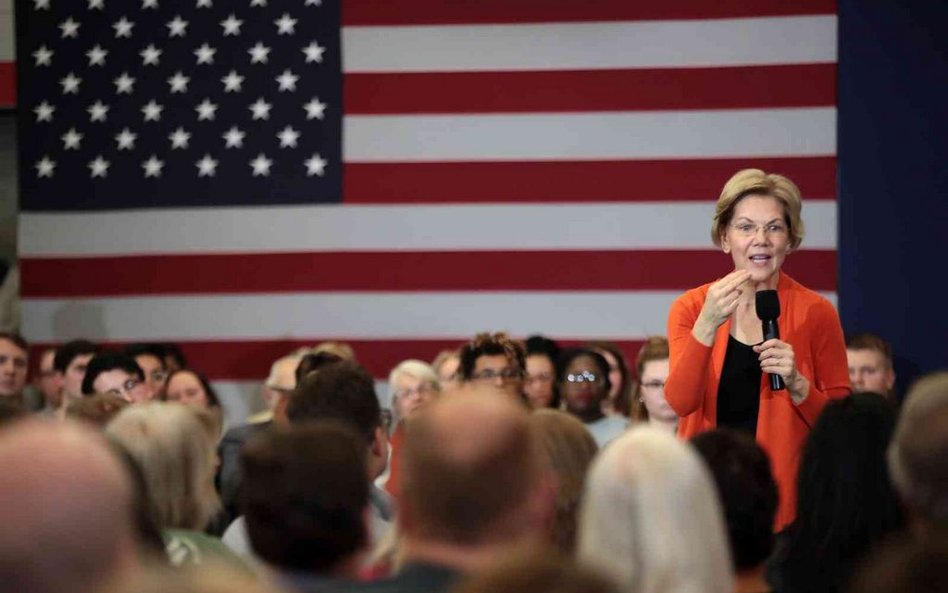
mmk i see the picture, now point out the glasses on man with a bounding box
[564,370,601,384]
[106,378,143,399]
[150,370,168,383]
[393,383,437,400]
[640,380,666,391]
[471,368,524,382]
[730,221,789,238]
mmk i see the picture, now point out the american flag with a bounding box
[11,0,838,421]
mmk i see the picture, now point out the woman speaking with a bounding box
[665,169,850,530]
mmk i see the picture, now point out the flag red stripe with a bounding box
[344,157,837,203]
[345,64,836,115]
[0,62,14,108]
[20,250,837,298]
[342,0,837,26]
[31,339,651,381]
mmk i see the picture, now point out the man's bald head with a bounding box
[400,387,549,546]
[0,420,137,593]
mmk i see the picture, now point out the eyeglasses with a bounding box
[471,368,523,382]
[564,371,601,384]
[149,370,168,383]
[525,372,554,385]
[393,383,436,400]
[105,378,142,399]
[640,380,666,391]
[730,221,788,238]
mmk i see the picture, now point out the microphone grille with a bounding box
[755,290,781,320]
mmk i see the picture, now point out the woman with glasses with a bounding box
[631,336,677,434]
[558,348,629,448]
[665,168,850,531]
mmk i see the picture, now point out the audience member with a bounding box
[106,403,247,571]
[165,368,222,410]
[557,348,629,448]
[0,331,28,406]
[578,426,733,593]
[846,333,897,401]
[53,338,98,411]
[31,346,62,415]
[887,371,948,531]
[295,349,348,385]
[431,349,461,395]
[457,332,527,402]
[0,419,141,593]
[124,343,170,401]
[82,351,152,404]
[451,546,618,593]
[847,531,948,593]
[771,393,904,593]
[630,337,677,434]
[587,341,633,417]
[247,350,304,425]
[241,421,372,587]
[523,335,560,410]
[381,359,441,497]
[691,429,778,593]
[665,168,851,530]
[66,393,131,427]
[333,389,554,593]
[530,409,598,553]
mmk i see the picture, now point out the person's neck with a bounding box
[574,408,604,424]
[735,565,772,593]
[648,416,678,434]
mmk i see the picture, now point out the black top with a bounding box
[717,335,763,435]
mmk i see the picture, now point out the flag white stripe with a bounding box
[18,201,838,256]
[0,0,12,63]
[20,290,838,343]
[342,16,837,73]
[344,108,836,162]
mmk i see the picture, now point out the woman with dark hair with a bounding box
[586,341,633,417]
[557,348,628,448]
[165,369,221,410]
[524,335,561,410]
[771,393,905,593]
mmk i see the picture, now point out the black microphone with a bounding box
[755,290,786,391]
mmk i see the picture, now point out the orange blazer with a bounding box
[666,272,851,530]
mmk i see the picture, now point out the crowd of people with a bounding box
[0,168,945,593]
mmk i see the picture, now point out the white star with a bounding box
[33,45,53,66]
[34,0,51,10]
[89,156,110,178]
[196,0,212,7]
[142,155,164,178]
[250,153,273,176]
[167,71,190,93]
[167,15,188,37]
[114,72,135,94]
[60,73,81,94]
[222,126,245,148]
[142,100,163,122]
[61,128,83,150]
[195,99,218,121]
[302,41,325,64]
[221,14,242,36]
[88,101,109,122]
[276,69,299,92]
[194,43,216,65]
[277,126,300,148]
[86,45,108,66]
[115,128,137,150]
[248,42,270,64]
[250,0,267,6]
[141,44,162,66]
[275,13,297,35]
[303,97,327,120]
[221,70,244,92]
[142,0,159,8]
[249,98,272,120]
[88,0,105,9]
[35,156,56,178]
[304,154,327,176]
[113,17,134,38]
[59,18,80,39]
[169,127,191,149]
[196,154,218,177]
[34,101,55,122]
[304,0,322,5]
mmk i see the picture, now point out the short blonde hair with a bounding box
[106,402,220,530]
[712,169,805,250]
